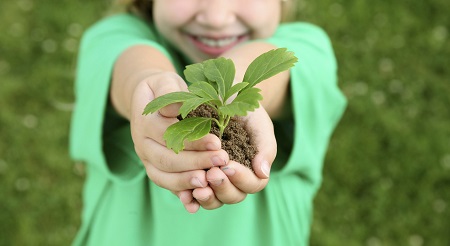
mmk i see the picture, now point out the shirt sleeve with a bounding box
[265,22,347,191]
[69,14,172,183]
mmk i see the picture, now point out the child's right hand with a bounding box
[190,106,277,210]
[128,71,229,213]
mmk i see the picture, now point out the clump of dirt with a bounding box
[184,104,257,170]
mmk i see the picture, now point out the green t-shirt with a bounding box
[70,14,346,246]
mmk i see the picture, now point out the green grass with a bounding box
[0,0,448,245]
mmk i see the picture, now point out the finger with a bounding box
[244,107,277,179]
[133,72,186,135]
[144,163,208,191]
[220,161,269,194]
[206,167,247,204]
[149,73,188,118]
[130,81,178,154]
[143,112,222,150]
[183,133,222,151]
[138,109,178,146]
[140,101,222,151]
[251,154,273,179]
[141,138,228,172]
[175,190,200,214]
[192,186,223,210]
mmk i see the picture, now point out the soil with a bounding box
[183,104,257,171]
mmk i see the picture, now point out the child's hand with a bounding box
[129,71,229,212]
[191,107,277,209]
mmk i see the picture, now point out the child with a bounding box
[70,0,347,245]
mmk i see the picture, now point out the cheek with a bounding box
[153,1,194,30]
[243,5,281,38]
[250,18,280,39]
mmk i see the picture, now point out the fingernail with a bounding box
[190,177,204,188]
[178,192,190,204]
[261,160,270,178]
[221,166,235,176]
[208,179,224,186]
[211,156,226,166]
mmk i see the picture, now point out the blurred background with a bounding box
[0,0,448,245]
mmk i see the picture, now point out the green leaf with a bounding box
[143,47,297,154]
[188,81,221,104]
[243,48,298,88]
[219,87,263,116]
[204,58,235,100]
[224,82,249,102]
[184,63,207,84]
[142,92,198,115]
[179,97,211,118]
[163,117,212,153]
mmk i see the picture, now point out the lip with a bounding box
[187,34,248,57]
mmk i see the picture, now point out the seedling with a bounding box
[142,48,298,153]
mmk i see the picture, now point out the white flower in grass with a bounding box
[432,25,447,43]
[67,23,83,37]
[17,0,34,11]
[15,177,30,191]
[63,38,78,53]
[408,234,424,246]
[42,39,57,53]
[441,154,450,170]
[379,58,394,73]
[433,199,447,214]
[23,114,38,128]
[366,236,382,246]
[371,90,386,105]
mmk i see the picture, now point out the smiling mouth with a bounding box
[189,34,247,56]
[196,36,238,48]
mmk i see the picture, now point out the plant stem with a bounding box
[213,112,230,139]
[224,115,231,131]
[218,114,226,139]
[210,105,231,139]
[211,118,224,139]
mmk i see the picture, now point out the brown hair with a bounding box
[121,0,299,23]
[130,0,153,21]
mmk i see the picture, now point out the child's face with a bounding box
[153,0,282,62]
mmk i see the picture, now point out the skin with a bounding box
[111,0,290,213]
[153,0,282,62]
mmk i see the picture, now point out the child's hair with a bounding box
[114,0,299,23]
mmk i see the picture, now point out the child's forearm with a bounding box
[221,42,291,119]
[110,45,177,120]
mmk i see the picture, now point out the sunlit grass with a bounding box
[0,0,448,245]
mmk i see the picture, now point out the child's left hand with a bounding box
[190,106,277,209]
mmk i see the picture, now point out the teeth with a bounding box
[197,36,237,47]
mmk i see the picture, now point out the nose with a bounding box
[195,0,236,29]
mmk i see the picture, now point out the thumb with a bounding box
[149,72,188,118]
[246,107,277,179]
[160,102,183,118]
